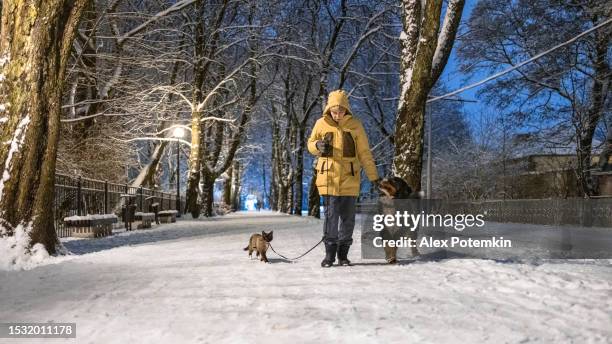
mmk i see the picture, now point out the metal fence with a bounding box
[357,198,612,228]
[54,173,185,237]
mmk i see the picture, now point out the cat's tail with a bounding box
[243,246,249,251]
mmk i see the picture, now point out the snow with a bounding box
[0,223,50,271]
[432,0,462,70]
[0,53,9,67]
[0,115,30,202]
[64,214,118,221]
[0,52,8,82]
[158,210,178,214]
[0,211,610,343]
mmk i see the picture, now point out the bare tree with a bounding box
[458,0,611,196]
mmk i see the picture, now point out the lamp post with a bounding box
[173,127,185,217]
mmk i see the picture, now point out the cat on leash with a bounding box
[244,231,274,263]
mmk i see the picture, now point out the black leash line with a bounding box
[268,237,324,261]
[269,134,331,261]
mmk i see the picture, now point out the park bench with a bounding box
[158,210,178,223]
[134,212,155,229]
[64,214,118,238]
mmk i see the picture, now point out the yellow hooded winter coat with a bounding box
[307,90,379,196]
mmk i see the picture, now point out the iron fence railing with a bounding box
[54,173,185,237]
[357,198,612,228]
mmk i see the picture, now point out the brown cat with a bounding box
[243,231,273,263]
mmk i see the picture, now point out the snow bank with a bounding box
[0,224,51,271]
[158,210,178,214]
[63,214,118,221]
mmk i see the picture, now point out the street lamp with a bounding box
[173,127,185,217]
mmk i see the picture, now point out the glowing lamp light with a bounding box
[173,127,185,138]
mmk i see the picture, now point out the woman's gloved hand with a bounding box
[316,140,331,155]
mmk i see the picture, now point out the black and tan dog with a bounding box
[377,177,422,263]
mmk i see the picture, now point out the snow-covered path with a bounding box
[1,211,611,343]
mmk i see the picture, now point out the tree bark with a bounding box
[230,160,240,211]
[392,0,464,190]
[307,169,320,218]
[185,0,205,217]
[223,165,232,206]
[186,112,202,217]
[0,0,91,253]
[199,170,214,217]
[293,126,305,215]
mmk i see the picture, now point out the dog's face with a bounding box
[377,177,413,199]
[261,231,273,242]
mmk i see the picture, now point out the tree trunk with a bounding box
[270,158,278,211]
[577,24,610,197]
[392,0,464,190]
[278,184,288,213]
[230,161,240,211]
[185,0,205,218]
[0,0,91,254]
[598,123,611,172]
[223,165,232,206]
[200,172,215,217]
[270,107,280,211]
[186,113,202,217]
[131,141,169,188]
[292,126,305,216]
[307,169,320,218]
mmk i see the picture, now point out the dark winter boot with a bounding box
[337,245,351,266]
[321,243,337,268]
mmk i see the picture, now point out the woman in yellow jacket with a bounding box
[308,90,380,267]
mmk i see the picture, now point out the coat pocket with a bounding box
[342,131,356,158]
[344,159,361,177]
[315,158,334,187]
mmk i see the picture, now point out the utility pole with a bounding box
[427,111,432,199]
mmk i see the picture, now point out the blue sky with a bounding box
[436,0,492,134]
[440,0,488,128]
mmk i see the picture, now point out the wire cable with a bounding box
[427,17,612,104]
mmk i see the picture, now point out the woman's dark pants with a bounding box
[323,196,357,246]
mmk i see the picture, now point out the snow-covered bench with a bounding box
[158,210,178,223]
[64,214,118,238]
[134,212,155,229]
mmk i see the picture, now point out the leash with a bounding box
[268,237,324,261]
[267,135,331,262]
[270,132,333,261]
